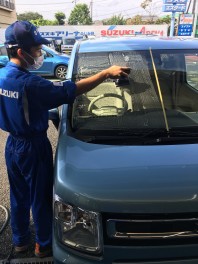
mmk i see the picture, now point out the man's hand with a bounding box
[103,65,131,79]
[76,65,131,96]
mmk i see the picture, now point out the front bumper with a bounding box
[53,236,198,264]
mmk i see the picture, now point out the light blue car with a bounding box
[0,44,70,79]
[51,37,198,264]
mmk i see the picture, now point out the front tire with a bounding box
[55,65,68,80]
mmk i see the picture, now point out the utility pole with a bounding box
[90,0,93,20]
[192,0,196,13]
[186,0,192,13]
[170,11,176,37]
[192,0,198,37]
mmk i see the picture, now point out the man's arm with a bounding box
[75,65,130,96]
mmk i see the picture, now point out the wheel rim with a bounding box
[56,66,67,79]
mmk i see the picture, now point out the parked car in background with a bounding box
[0,44,7,68]
[0,44,70,80]
[61,36,76,54]
[51,37,198,264]
[50,39,61,53]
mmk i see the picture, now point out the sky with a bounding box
[14,0,167,22]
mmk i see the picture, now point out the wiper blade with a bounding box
[118,128,168,138]
[141,128,168,138]
[169,129,198,137]
[75,127,198,144]
[142,129,198,139]
[120,128,198,138]
[117,128,198,145]
[84,135,140,143]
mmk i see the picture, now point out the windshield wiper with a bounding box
[83,135,140,143]
[169,130,198,137]
[74,127,198,144]
[119,127,198,137]
[117,128,167,138]
[115,128,198,145]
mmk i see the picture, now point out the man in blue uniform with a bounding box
[0,21,129,258]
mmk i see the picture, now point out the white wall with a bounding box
[0,28,5,44]
[0,25,168,44]
[38,25,168,41]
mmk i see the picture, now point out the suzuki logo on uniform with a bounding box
[0,88,19,99]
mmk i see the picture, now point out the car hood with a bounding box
[55,135,198,213]
[60,54,70,59]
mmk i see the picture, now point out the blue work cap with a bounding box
[5,20,50,48]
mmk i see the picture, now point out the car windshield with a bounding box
[63,39,75,45]
[71,49,198,141]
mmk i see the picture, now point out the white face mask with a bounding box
[22,50,44,70]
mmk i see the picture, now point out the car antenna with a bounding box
[149,47,170,134]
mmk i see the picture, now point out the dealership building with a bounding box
[0,0,17,28]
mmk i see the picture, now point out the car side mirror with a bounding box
[49,108,60,130]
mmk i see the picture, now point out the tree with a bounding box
[103,15,126,25]
[140,0,160,23]
[17,12,43,21]
[55,12,66,25]
[31,19,59,27]
[155,15,171,25]
[140,0,152,10]
[127,15,143,25]
[68,4,92,25]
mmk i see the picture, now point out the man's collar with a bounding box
[7,61,29,73]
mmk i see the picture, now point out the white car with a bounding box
[60,37,76,54]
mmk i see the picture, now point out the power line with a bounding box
[16,0,163,20]
[16,0,161,6]
[28,8,68,13]
[16,1,73,5]
[92,1,162,18]
[16,0,108,5]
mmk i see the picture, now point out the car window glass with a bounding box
[185,53,198,90]
[43,45,60,55]
[0,46,7,56]
[71,49,198,139]
[43,50,52,58]
[42,49,47,57]
[63,39,75,45]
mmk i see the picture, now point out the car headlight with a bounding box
[54,196,102,255]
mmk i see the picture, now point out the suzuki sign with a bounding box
[38,25,168,41]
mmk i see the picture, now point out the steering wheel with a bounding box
[88,93,128,116]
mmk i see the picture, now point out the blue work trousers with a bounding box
[5,134,53,247]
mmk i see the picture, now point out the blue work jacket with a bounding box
[0,62,76,137]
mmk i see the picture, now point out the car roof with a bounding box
[78,37,198,53]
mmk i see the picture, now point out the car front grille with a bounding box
[103,213,198,246]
